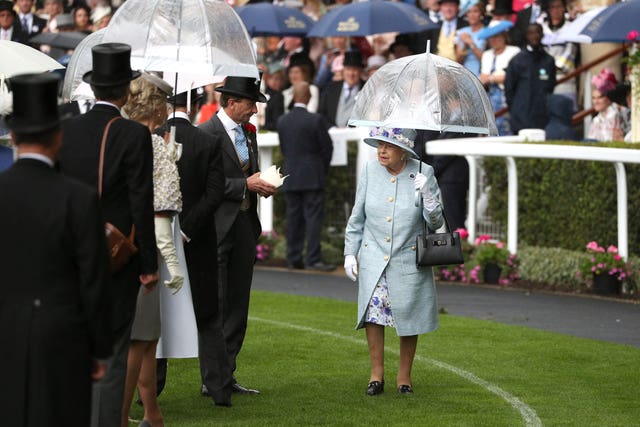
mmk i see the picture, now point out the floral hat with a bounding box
[591,68,617,94]
[364,127,418,158]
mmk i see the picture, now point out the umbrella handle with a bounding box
[415,189,421,208]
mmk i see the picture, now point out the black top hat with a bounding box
[168,88,204,106]
[287,52,316,77]
[343,50,364,68]
[0,1,15,13]
[215,76,267,103]
[82,43,141,87]
[493,0,514,15]
[6,73,61,134]
[438,0,460,5]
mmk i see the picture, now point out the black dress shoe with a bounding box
[306,262,336,271]
[232,382,260,395]
[214,399,232,407]
[287,260,305,270]
[201,384,210,397]
[397,384,414,394]
[366,380,384,396]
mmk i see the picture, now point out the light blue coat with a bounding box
[344,159,444,336]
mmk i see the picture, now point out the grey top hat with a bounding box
[6,73,61,134]
[215,75,267,103]
[82,43,141,87]
[364,127,418,158]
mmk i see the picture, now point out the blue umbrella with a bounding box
[476,20,513,40]
[576,0,640,43]
[308,0,438,37]
[235,3,315,37]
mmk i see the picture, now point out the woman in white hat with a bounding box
[344,127,444,396]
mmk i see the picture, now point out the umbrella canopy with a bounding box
[557,0,640,43]
[348,53,498,135]
[62,29,105,100]
[30,31,89,50]
[543,6,606,44]
[0,40,64,79]
[308,0,438,37]
[100,0,258,78]
[235,3,315,37]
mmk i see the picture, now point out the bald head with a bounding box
[292,81,311,105]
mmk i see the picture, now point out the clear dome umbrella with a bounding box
[348,53,498,136]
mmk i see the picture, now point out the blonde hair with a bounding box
[123,77,167,126]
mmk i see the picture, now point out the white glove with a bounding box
[344,255,358,282]
[154,216,184,294]
[414,172,439,211]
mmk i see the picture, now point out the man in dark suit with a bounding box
[410,0,467,57]
[155,89,233,406]
[15,0,46,43]
[0,1,23,42]
[277,81,334,271]
[200,76,276,395]
[317,50,365,128]
[0,73,112,427]
[58,43,158,427]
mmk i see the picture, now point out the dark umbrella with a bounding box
[570,0,640,43]
[30,31,89,50]
[308,0,438,37]
[235,3,315,37]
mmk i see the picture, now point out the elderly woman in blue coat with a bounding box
[344,127,443,396]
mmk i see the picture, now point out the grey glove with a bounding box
[154,216,184,294]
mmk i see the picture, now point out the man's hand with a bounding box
[246,172,277,198]
[139,272,159,295]
[92,360,108,382]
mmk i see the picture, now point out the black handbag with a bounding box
[415,159,464,267]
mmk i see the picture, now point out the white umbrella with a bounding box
[62,29,105,101]
[0,40,64,78]
[349,53,498,135]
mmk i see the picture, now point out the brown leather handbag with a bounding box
[99,117,138,273]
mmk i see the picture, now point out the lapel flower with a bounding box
[243,123,257,135]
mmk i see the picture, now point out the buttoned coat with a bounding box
[344,159,443,336]
[0,159,111,426]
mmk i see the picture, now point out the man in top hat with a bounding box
[0,1,22,42]
[58,43,159,427]
[155,88,234,406]
[410,0,468,57]
[318,50,365,128]
[15,0,47,44]
[0,73,112,427]
[199,75,276,396]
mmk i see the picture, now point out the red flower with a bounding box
[244,123,256,134]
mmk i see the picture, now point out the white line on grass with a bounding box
[251,316,542,427]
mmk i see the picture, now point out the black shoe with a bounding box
[214,399,232,407]
[201,384,210,397]
[287,260,305,270]
[232,383,260,395]
[306,262,336,271]
[397,384,414,394]
[366,380,384,396]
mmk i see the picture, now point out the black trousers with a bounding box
[285,190,325,266]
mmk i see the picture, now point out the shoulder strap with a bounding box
[98,116,122,197]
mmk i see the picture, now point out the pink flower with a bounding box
[614,254,621,261]
[496,242,504,249]
[455,228,469,239]
[627,30,639,41]
[607,245,618,254]
[597,263,604,269]
[586,241,599,251]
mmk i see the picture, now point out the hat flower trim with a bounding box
[369,127,414,149]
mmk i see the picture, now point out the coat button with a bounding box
[411,246,416,251]
[385,236,391,242]
[384,255,389,261]
[390,177,396,183]
[386,216,391,222]
[388,197,394,202]
[33,299,41,307]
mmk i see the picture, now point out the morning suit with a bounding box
[199,112,261,376]
[317,80,364,127]
[277,105,333,266]
[344,159,443,336]
[410,17,468,55]
[0,158,112,427]
[156,115,233,402]
[16,12,46,44]
[59,102,157,426]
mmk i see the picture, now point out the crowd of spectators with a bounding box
[1,0,636,141]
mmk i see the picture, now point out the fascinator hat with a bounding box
[364,127,418,158]
[591,68,617,94]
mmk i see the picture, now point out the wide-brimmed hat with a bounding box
[591,68,617,94]
[364,127,418,158]
[477,19,514,40]
[215,75,267,103]
[82,43,141,87]
[343,50,364,68]
[168,88,204,106]
[6,73,61,134]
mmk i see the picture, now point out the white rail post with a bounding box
[505,156,518,255]
[614,162,628,259]
[466,155,478,243]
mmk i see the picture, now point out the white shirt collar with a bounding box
[95,100,121,113]
[217,107,240,132]
[169,111,190,121]
[18,153,54,167]
[293,103,307,109]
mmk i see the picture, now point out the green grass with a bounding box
[131,291,640,426]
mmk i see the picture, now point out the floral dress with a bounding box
[365,272,395,327]
[587,102,631,142]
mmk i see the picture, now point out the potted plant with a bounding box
[472,235,519,285]
[577,241,632,295]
